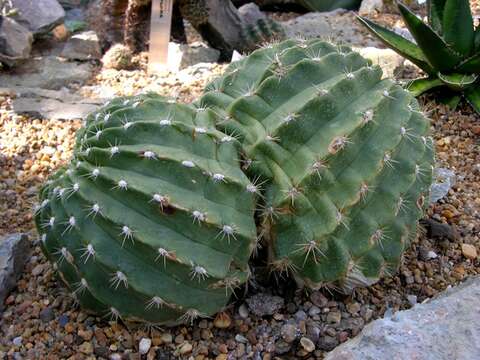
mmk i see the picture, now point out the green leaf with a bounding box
[456,52,480,73]
[406,77,444,96]
[442,0,474,56]
[357,16,434,75]
[427,0,446,33]
[438,72,478,91]
[464,86,480,114]
[398,2,461,72]
[436,91,462,109]
[475,27,480,52]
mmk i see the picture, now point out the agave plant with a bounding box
[358,0,480,113]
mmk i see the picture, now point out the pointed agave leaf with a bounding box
[437,93,461,109]
[406,77,444,96]
[474,27,480,52]
[442,0,474,56]
[398,3,461,72]
[464,86,480,114]
[357,16,434,75]
[438,72,478,91]
[456,52,480,73]
[427,0,446,34]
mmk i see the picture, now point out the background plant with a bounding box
[358,0,480,113]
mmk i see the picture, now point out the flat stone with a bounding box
[0,56,94,90]
[0,17,33,67]
[325,277,480,360]
[0,233,30,312]
[11,0,65,35]
[282,10,382,48]
[0,86,104,120]
[61,30,101,60]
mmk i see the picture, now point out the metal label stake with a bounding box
[148,0,173,73]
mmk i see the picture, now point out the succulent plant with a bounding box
[201,38,434,291]
[240,18,286,53]
[36,40,434,325]
[35,94,257,325]
[358,0,480,113]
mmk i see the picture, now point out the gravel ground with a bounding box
[1,36,480,360]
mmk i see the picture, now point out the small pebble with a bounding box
[300,337,315,352]
[461,244,478,259]
[139,337,152,355]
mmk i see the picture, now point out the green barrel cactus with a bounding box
[35,95,257,325]
[35,39,435,325]
[201,39,434,291]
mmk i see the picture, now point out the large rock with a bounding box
[166,42,220,71]
[2,86,105,120]
[11,0,65,35]
[238,3,266,25]
[61,30,101,60]
[0,234,30,312]
[326,277,480,360]
[282,10,382,48]
[0,56,93,89]
[0,16,33,66]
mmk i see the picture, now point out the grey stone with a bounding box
[246,293,284,317]
[282,10,382,48]
[274,340,292,355]
[238,3,266,25]
[11,0,65,35]
[167,42,220,71]
[1,86,104,120]
[61,31,101,60]
[326,277,480,360]
[39,306,55,322]
[0,233,30,312]
[0,16,33,67]
[359,0,384,16]
[0,56,93,89]
[281,323,298,343]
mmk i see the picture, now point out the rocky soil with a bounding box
[1,4,479,360]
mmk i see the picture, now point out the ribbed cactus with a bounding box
[35,94,257,325]
[35,40,434,325]
[201,39,434,291]
[240,18,286,53]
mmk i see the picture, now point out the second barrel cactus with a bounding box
[201,38,434,291]
[35,39,434,325]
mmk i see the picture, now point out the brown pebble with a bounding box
[461,244,478,259]
[213,312,231,329]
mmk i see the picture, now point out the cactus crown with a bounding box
[36,40,434,325]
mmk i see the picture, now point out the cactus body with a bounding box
[201,39,434,290]
[35,40,435,325]
[35,95,257,325]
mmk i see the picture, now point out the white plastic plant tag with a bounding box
[148,0,173,74]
